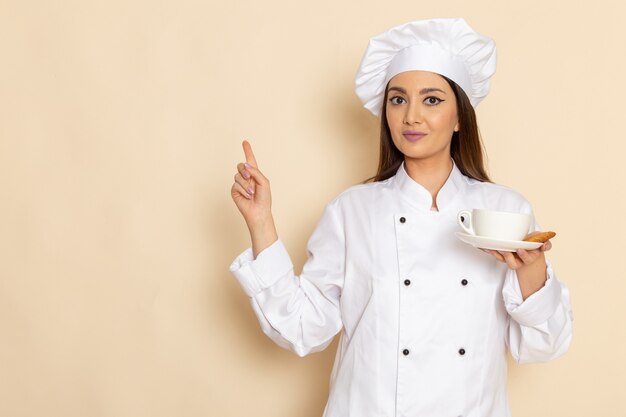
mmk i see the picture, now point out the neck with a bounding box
[404,156,454,210]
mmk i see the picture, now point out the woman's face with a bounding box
[385,70,459,164]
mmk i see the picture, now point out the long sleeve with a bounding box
[502,200,573,364]
[503,259,573,363]
[228,200,345,357]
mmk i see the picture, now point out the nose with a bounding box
[403,101,423,125]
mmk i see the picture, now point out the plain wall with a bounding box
[1,0,624,416]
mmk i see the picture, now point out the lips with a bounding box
[402,131,427,142]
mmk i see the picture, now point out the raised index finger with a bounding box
[242,140,258,168]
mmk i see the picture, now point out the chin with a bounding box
[404,148,450,163]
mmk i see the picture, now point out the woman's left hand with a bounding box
[479,240,552,270]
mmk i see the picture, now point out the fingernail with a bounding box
[244,163,251,169]
[243,170,250,179]
[247,187,255,195]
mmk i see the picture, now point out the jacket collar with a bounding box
[393,158,468,212]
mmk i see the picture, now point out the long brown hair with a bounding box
[362,75,492,184]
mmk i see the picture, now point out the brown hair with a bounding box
[362,75,492,184]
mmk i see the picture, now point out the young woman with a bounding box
[229,18,572,417]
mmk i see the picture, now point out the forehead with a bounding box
[388,70,450,91]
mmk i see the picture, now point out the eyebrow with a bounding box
[387,86,447,95]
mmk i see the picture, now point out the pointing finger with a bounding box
[242,140,258,168]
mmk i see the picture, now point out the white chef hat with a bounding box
[354,18,497,117]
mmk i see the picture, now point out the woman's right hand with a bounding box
[231,140,273,228]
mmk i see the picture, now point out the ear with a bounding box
[454,122,460,132]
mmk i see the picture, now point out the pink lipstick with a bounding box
[402,131,427,142]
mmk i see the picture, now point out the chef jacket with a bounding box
[229,159,573,417]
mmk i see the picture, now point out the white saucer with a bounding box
[455,232,543,252]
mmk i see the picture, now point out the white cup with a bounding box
[457,209,532,241]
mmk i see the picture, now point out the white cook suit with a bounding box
[229,159,573,417]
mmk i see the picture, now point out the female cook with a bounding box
[229,17,573,417]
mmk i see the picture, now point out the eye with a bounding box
[389,96,406,105]
[424,96,444,106]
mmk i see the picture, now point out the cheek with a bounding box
[385,117,403,148]
[386,112,404,144]
[433,111,458,131]
[386,108,401,129]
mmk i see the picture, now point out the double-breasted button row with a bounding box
[399,213,467,360]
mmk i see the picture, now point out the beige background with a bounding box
[1,0,624,416]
